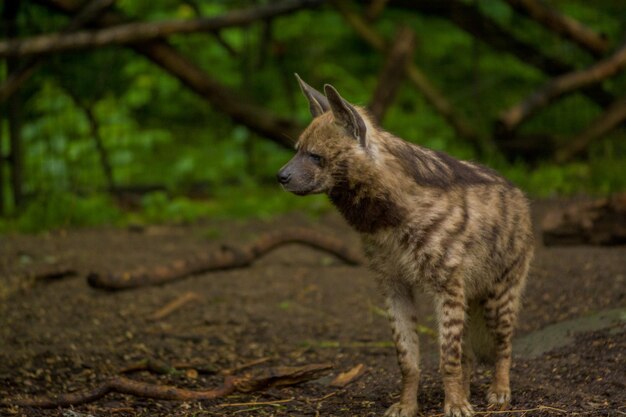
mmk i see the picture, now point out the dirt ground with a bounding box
[0,200,625,417]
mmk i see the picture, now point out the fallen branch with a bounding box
[555,94,626,162]
[28,263,78,282]
[542,194,626,245]
[368,26,415,123]
[335,1,487,153]
[35,0,302,148]
[87,227,363,290]
[7,375,236,408]
[0,0,324,58]
[504,0,608,58]
[3,363,332,408]
[498,41,626,133]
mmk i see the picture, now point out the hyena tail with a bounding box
[466,299,496,364]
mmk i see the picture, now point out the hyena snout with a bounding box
[277,156,325,196]
[276,168,291,185]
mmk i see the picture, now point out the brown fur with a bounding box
[278,79,534,417]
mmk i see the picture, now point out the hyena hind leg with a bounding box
[383,283,421,417]
[483,255,530,407]
[437,284,473,417]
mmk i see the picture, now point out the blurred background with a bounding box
[1,0,625,233]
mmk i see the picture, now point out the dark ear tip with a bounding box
[323,84,338,95]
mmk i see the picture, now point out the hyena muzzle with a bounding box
[277,75,534,417]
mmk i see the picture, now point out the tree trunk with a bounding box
[84,106,115,190]
[368,26,415,123]
[542,194,626,246]
[0,114,4,215]
[3,0,24,209]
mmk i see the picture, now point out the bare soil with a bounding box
[1,200,625,416]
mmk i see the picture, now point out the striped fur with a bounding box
[278,80,534,417]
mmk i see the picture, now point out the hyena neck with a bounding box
[328,161,406,234]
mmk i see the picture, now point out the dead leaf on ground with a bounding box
[329,364,366,387]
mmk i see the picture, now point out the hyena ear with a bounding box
[295,73,329,118]
[323,84,367,148]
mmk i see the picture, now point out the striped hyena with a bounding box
[277,75,534,417]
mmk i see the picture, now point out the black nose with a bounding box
[277,171,291,185]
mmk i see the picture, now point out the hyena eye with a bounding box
[308,153,323,165]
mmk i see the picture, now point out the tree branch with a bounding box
[498,41,626,133]
[555,95,626,162]
[0,0,116,103]
[335,0,487,152]
[504,0,609,58]
[382,0,615,109]
[34,0,303,148]
[0,0,324,58]
[368,26,415,123]
[365,0,389,21]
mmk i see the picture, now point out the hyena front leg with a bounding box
[437,280,473,417]
[484,253,530,407]
[383,282,420,417]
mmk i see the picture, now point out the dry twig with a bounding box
[329,363,366,387]
[148,291,201,321]
[221,357,273,376]
[218,397,294,407]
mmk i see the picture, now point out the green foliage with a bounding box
[1,0,625,234]
[0,193,123,234]
[0,186,331,233]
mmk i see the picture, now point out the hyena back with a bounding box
[278,75,534,417]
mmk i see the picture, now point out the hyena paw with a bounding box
[487,386,511,408]
[444,398,474,417]
[384,401,418,417]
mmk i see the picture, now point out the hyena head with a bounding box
[277,74,371,196]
